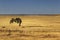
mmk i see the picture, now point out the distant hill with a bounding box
[0,14,60,16]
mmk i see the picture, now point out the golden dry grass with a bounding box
[0,15,60,40]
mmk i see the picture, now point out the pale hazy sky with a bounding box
[0,0,60,14]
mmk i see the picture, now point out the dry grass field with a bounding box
[0,15,60,40]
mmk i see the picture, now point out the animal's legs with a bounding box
[19,23,21,26]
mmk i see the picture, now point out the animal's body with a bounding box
[10,18,22,26]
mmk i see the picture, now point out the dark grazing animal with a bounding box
[10,18,22,26]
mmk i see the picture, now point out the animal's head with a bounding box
[10,18,15,23]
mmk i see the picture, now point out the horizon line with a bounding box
[0,14,60,16]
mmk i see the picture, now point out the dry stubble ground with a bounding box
[0,15,60,40]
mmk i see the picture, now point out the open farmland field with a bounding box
[0,15,60,40]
